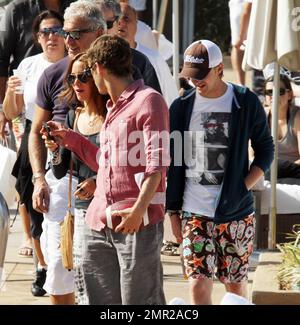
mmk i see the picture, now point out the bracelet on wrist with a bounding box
[32,172,45,184]
[50,147,61,165]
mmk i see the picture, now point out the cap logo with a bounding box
[185,55,205,64]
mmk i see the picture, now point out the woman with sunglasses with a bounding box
[43,52,107,304]
[264,74,300,179]
[2,10,65,297]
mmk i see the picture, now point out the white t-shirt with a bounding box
[136,43,179,106]
[182,83,234,218]
[17,53,53,121]
[135,20,174,62]
[135,20,158,51]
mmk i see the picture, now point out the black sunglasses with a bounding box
[106,16,119,29]
[67,68,92,85]
[62,28,95,40]
[39,27,63,37]
[265,88,287,97]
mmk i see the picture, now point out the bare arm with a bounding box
[293,110,300,164]
[2,76,24,120]
[114,172,162,234]
[47,122,99,172]
[29,105,52,213]
[0,76,8,140]
[0,76,7,103]
[132,172,162,219]
[245,165,264,191]
[169,212,183,243]
[29,106,52,173]
[234,2,252,49]
[248,140,255,162]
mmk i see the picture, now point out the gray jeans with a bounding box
[74,208,89,305]
[82,221,165,305]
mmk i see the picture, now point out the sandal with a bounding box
[18,245,33,257]
[161,241,180,256]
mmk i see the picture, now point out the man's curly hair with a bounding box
[87,35,132,77]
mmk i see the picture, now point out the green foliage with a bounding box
[277,225,300,291]
[194,0,231,53]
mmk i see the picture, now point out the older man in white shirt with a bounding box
[118,2,179,106]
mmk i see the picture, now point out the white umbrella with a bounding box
[152,0,180,88]
[243,0,300,249]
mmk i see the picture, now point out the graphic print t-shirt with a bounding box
[182,83,234,218]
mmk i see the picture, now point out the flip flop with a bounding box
[161,241,180,256]
[18,245,33,257]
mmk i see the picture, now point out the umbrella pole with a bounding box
[268,62,280,250]
[172,0,179,89]
[152,0,158,29]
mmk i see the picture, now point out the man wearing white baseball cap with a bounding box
[180,40,223,81]
[166,40,274,304]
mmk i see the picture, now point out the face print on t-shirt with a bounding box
[191,112,230,186]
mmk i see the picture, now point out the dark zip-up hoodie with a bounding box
[166,84,274,224]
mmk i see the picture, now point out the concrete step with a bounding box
[252,252,300,305]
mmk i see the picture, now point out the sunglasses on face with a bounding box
[39,27,63,37]
[205,123,219,128]
[88,63,96,72]
[265,88,287,97]
[106,16,119,29]
[62,28,95,40]
[67,68,92,85]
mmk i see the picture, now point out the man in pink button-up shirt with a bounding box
[47,35,170,305]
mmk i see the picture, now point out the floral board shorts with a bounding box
[182,212,255,283]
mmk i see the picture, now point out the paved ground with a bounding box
[0,56,255,305]
[0,209,50,305]
[0,210,258,305]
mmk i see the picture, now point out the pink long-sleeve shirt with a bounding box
[64,79,170,231]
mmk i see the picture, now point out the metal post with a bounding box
[268,62,279,250]
[157,0,169,34]
[152,0,158,29]
[172,0,179,89]
[183,0,195,50]
[0,192,9,283]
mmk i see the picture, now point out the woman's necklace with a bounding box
[81,104,102,129]
[88,114,100,127]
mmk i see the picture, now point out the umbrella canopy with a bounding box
[243,0,300,249]
[243,0,300,71]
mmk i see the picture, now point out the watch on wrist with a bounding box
[32,172,45,184]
